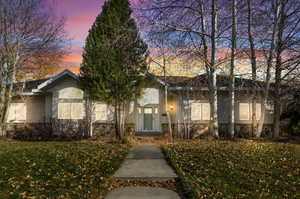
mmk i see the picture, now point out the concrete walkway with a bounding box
[105,143,180,199]
[113,143,177,180]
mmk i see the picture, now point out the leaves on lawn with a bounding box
[164,140,300,199]
[0,141,130,199]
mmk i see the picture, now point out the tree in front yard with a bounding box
[80,0,148,140]
[0,0,67,137]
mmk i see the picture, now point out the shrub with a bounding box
[13,119,90,141]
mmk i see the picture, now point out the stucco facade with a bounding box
[7,70,275,138]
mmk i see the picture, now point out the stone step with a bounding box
[105,187,181,199]
[113,159,177,181]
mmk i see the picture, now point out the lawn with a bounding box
[0,141,130,199]
[163,140,300,199]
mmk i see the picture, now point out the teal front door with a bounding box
[144,108,153,130]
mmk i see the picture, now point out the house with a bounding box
[6,70,275,137]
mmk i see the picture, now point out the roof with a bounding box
[13,70,78,94]
[33,70,78,92]
[156,76,191,84]
[13,78,50,93]
[172,74,272,90]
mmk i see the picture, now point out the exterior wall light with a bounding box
[169,105,174,111]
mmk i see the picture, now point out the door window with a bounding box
[144,108,153,114]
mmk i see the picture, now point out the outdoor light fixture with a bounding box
[169,105,174,111]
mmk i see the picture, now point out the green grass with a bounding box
[164,140,300,199]
[0,141,130,199]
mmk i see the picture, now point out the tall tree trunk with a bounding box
[163,49,173,140]
[0,53,18,137]
[273,66,282,138]
[0,85,8,137]
[229,0,237,138]
[210,0,219,138]
[257,3,282,137]
[247,0,258,137]
[114,98,122,140]
[199,0,213,137]
[273,1,286,138]
[85,98,94,137]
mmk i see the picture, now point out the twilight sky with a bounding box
[53,0,141,68]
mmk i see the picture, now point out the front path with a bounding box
[105,143,180,199]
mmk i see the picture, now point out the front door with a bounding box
[143,107,153,130]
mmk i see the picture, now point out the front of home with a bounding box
[7,70,275,137]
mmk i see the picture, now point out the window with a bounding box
[7,103,26,122]
[240,103,261,121]
[239,103,250,120]
[191,103,201,120]
[58,103,84,119]
[255,103,261,120]
[95,104,107,121]
[138,88,159,106]
[59,87,83,99]
[191,102,210,121]
[144,108,153,114]
[201,103,211,120]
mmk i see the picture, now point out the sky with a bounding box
[53,0,141,68]
[53,0,104,68]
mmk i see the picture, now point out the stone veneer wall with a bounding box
[162,122,274,138]
[92,123,135,137]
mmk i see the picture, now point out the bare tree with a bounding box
[147,38,174,139]
[229,0,237,137]
[138,0,235,138]
[246,0,258,137]
[0,0,67,136]
[257,1,283,137]
[272,0,300,138]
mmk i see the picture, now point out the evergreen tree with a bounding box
[80,0,148,140]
